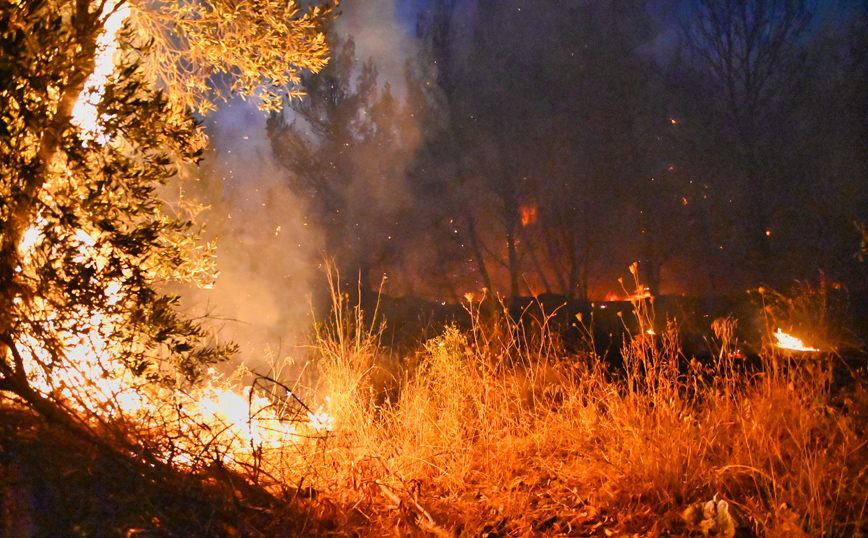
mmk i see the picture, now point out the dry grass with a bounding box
[5,270,866,537]
[287,276,868,537]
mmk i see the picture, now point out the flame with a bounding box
[17,223,332,482]
[11,0,338,490]
[71,1,131,138]
[773,329,819,352]
[519,205,538,226]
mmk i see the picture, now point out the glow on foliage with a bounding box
[16,3,334,477]
[18,223,333,473]
[773,329,819,352]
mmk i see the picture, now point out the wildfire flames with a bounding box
[519,204,538,226]
[71,0,130,138]
[21,315,333,477]
[773,329,819,352]
[12,9,334,481]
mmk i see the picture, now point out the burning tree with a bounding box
[0,0,332,432]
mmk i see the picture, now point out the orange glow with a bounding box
[626,289,652,302]
[17,224,332,482]
[773,329,819,352]
[519,205,538,226]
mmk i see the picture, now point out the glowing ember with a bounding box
[773,329,819,352]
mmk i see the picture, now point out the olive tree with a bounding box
[0,0,333,426]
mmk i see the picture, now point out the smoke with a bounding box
[335,0,420,99]
[180,102,323,371]
[177,1,426,370]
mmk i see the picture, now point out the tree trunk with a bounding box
[466,213,495,295]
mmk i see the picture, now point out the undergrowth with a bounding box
[2,270,867,537]
[295,272,868,537]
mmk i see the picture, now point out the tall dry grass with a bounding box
[273,274,868,537]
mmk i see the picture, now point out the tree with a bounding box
[413,0,660,301]
[0,0,332,430]
[681,0,812,279]
[268,35,418,299]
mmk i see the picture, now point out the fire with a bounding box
[17,222,332,482]
[773,329,819,352]
[71,1,131,138]
[519,204,538,226]
[8,0,337,495]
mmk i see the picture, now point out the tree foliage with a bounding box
[130,0,334,113]
[0,0,331,424]
[268,35,418,297]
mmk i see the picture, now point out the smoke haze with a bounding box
[180,0,422,370]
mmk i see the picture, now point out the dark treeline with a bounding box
[268,0,868,303]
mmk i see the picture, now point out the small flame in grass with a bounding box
[307,406,334,433]
[774,329,819,352]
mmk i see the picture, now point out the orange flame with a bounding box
[773,329,819,352]
[519,205,538,226]
[18,224,332,483]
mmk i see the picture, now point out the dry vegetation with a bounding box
[2,274,868,537]
[294,281,868,537]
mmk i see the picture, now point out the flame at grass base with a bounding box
[20,332,331,488]
[773,329,819,352]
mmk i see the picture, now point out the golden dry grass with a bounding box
[284,279,868,537]
[5,271,866,537]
